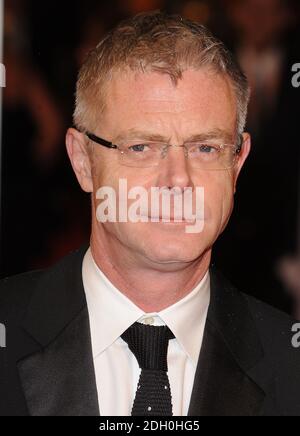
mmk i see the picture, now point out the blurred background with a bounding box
[1,0,300,316]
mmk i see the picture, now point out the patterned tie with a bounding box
[121,321,175,416]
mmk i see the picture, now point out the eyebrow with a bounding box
[114,128,235,144]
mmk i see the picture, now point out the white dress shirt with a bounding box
[82,248,210,416]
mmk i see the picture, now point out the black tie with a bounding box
[121,321,175,416]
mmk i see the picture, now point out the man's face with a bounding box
[69,68,250,267]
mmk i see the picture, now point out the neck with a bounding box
[90,228,211,313]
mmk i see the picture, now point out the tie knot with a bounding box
[121,322,175,371]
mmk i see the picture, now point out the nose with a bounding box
[156,145,193,190]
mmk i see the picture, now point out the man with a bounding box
[1,12,300,416]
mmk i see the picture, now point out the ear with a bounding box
[65,128,94,193]
[233,132,251,193]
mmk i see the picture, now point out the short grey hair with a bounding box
[74,11,250,135]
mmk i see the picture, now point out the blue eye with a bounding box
[199,144,217,153]
[128,144,149,152]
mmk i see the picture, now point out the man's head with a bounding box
[66,12,251,270]
[73,11,250,135]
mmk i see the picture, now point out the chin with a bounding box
[112,221,214,265]
[138,233,210,266]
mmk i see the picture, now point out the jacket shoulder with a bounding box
[0,246,87,321]
[244,293,300,415]
[0,270,43,320]
[211,266,296,345]
[244,292,297,342]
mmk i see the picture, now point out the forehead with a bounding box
[101,68,237,138]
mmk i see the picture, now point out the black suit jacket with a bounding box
[0,246,300,416]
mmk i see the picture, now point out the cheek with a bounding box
[91,163,158,222]
[202,173,234,223]
[93,157,156,189]
[91,162,119,215]
[92,157,120,191]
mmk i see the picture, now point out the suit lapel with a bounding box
[17,246,99,416]
[188,320,265,416]
[188,267,266,416]
[18,307,99,416]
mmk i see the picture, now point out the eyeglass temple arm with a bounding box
[86,132,118,149]
[236,134,244,154]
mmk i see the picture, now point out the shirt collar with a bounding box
[82,248,210,366]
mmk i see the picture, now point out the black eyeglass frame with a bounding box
[85,131,244,154]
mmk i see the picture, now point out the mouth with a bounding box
[146,216,197,224]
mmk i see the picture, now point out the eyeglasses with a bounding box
[85,131,243,170]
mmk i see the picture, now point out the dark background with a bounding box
[1,0,300,315]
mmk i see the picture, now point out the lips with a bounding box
[147,215,196,223]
